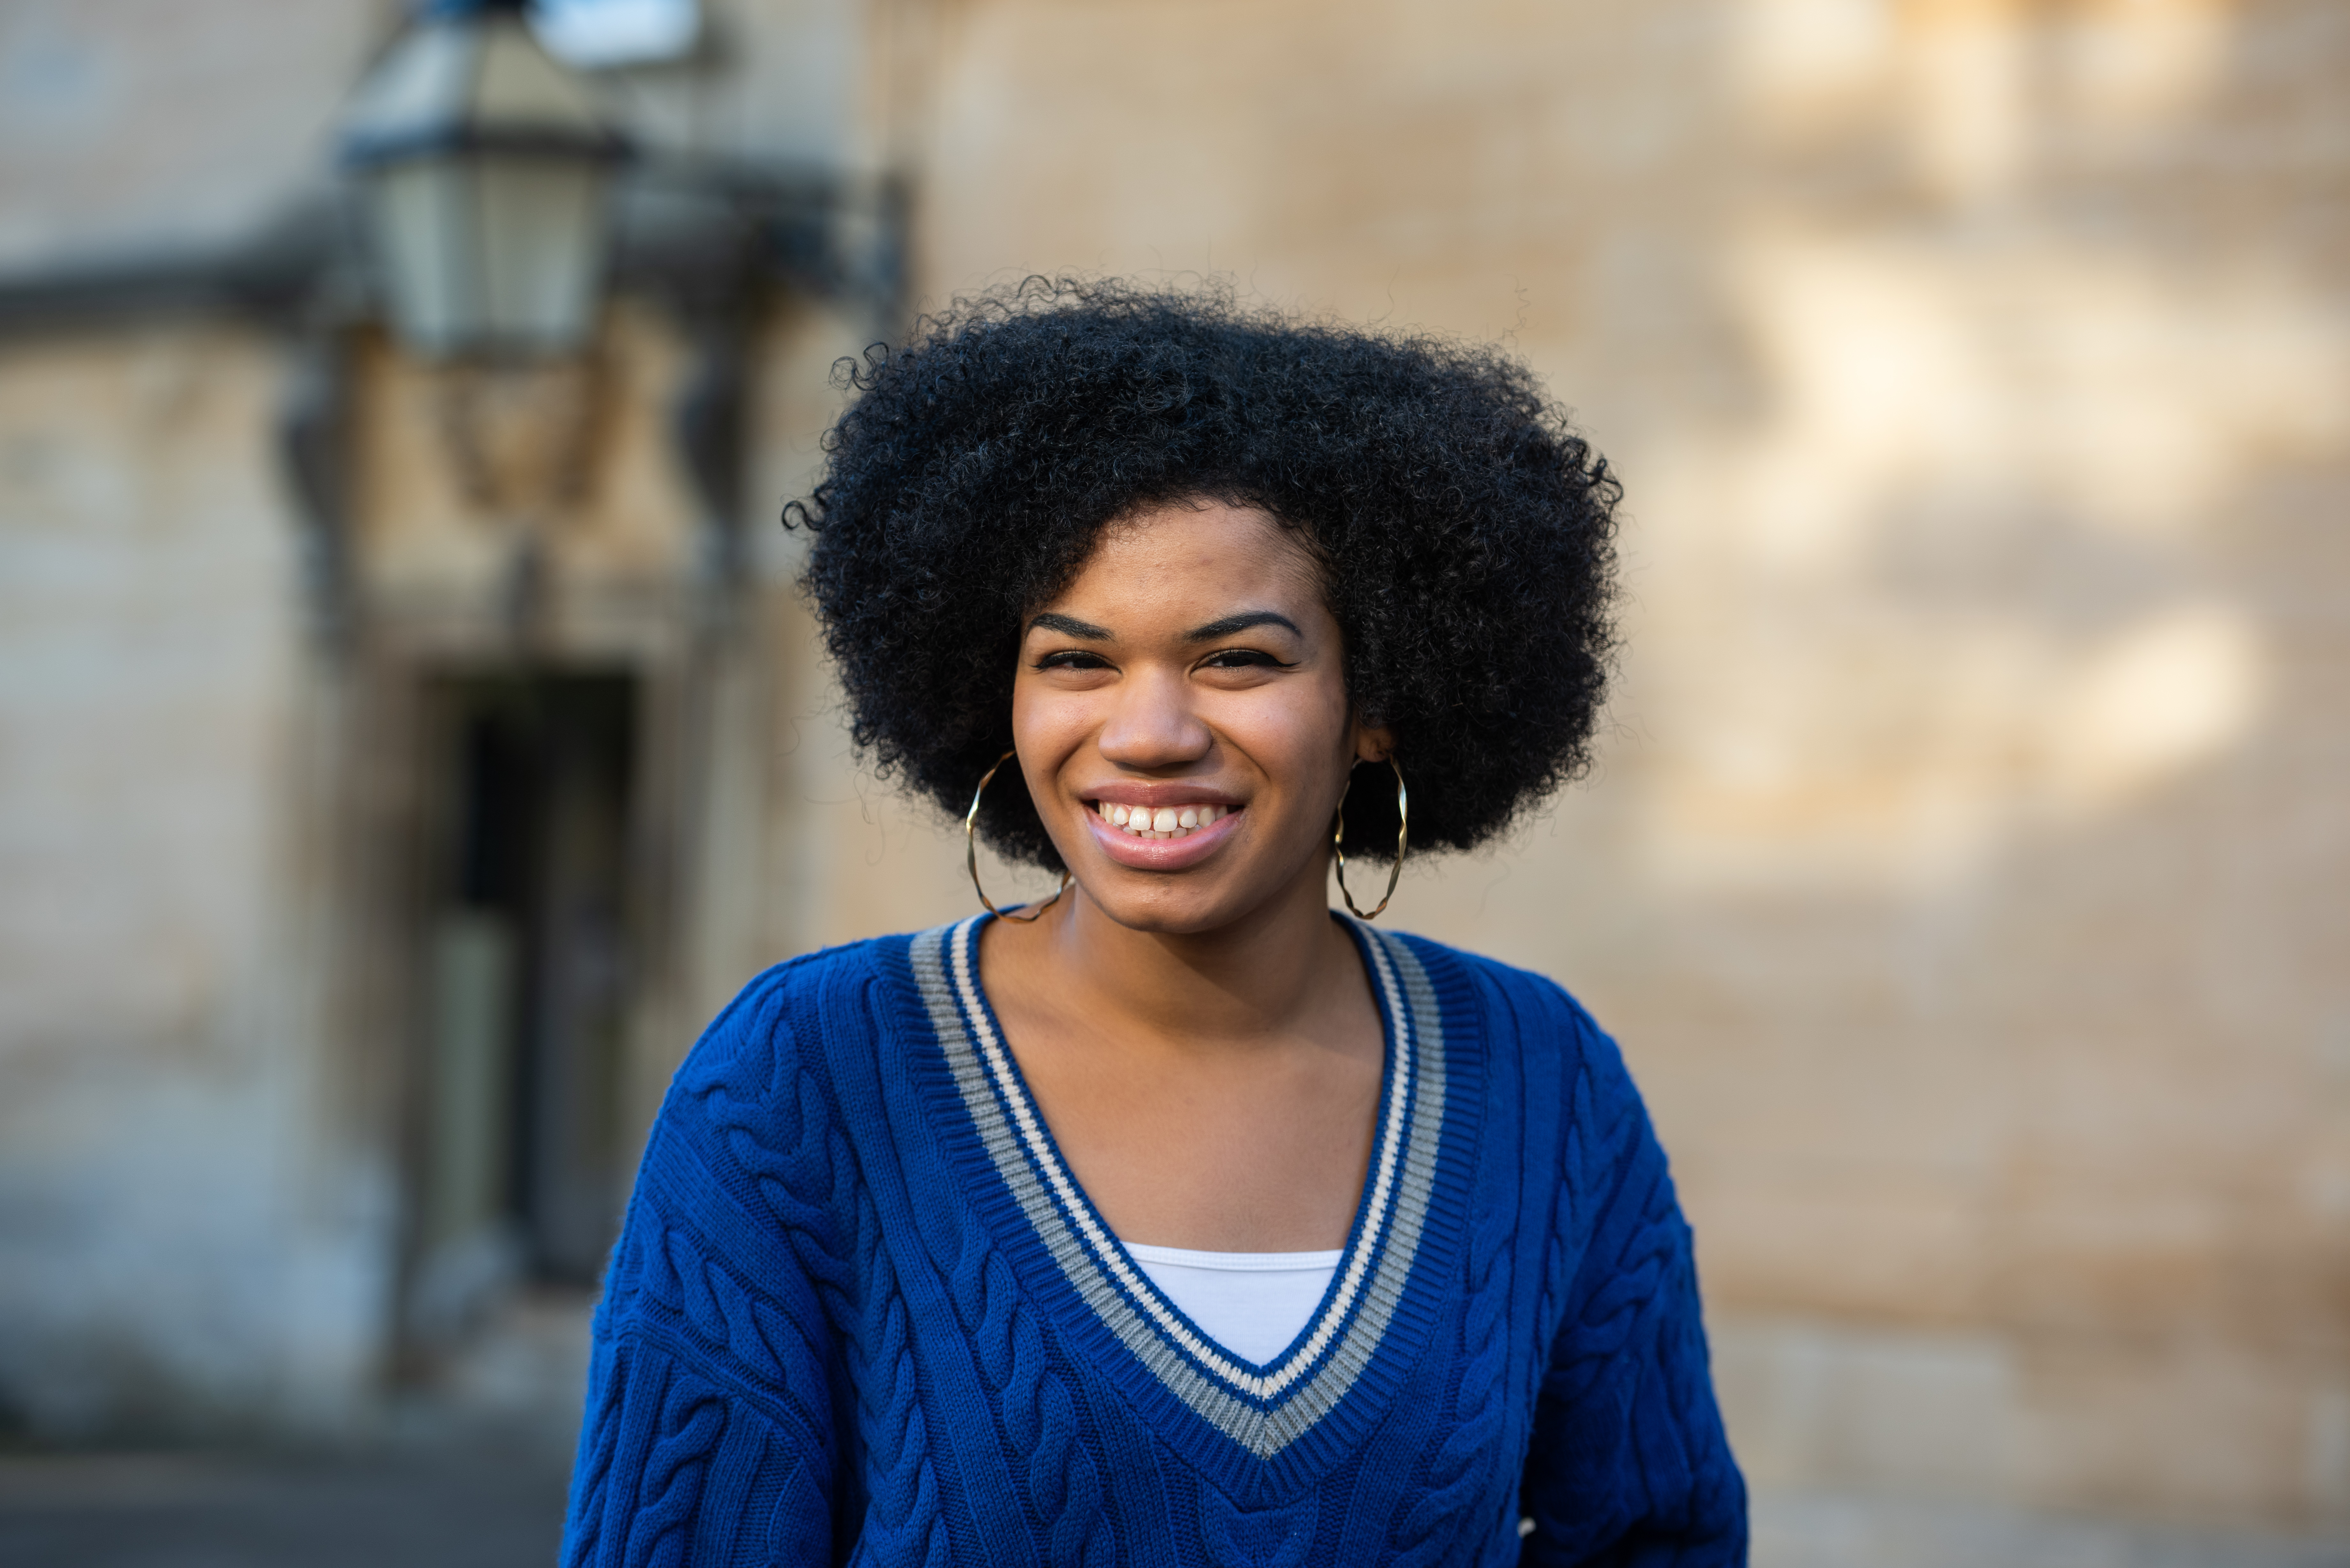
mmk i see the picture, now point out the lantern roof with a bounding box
[341,0,629,170]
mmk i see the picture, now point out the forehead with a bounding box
[1042,500,1325,623]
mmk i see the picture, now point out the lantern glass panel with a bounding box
[366,152,610,360]
[475,155,606,354]
[368,157,472,356]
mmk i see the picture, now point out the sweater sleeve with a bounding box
[562,961,853,1567]
[564,1333,836,1565]
[1518,1009,1748,1567]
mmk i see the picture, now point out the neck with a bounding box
[1005,858,1358,1055]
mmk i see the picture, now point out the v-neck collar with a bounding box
[892,912,1478,1492]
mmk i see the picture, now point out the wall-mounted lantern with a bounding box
[339,0,630,361]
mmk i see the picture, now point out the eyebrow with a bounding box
[1025,609,1304,642]
[1028,612,1111,640]
[1185,611,1301,642]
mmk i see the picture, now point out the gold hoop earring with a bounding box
[965,750,1072,922]
[1332,756,1408,921]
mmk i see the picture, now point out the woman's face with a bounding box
[1011,499,1387,936]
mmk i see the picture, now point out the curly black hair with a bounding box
[786,277,1620,870]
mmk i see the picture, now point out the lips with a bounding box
[1079,792,1244,871]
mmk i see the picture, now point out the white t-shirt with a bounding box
[1124,1242,1343,1366]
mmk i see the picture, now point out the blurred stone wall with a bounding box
[0,2,369,268]
[0,323,389,1433]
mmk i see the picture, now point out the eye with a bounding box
[1200,648,1295,670]
[1033,649,1113,672]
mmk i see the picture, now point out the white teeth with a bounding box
[1098,802,1234,837]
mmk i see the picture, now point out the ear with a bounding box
[1352,721,1397,765]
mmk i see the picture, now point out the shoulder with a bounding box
[1379,928,1661,1200]
[1382,929,1635,1097]
[634,930,946,1227]
[593,941,932,1428]
[605,932,936,1312]
[664,930,924,1106]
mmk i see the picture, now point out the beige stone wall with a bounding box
[0,324,390,1432]
[0,0,381,273]
[732,0,2350,1528]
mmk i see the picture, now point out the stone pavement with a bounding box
[0,1444,571,1568]
[2,1447,2346,1568]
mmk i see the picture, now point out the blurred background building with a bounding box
[0,0,2344,1561]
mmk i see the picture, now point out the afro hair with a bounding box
[786,276,1620,870]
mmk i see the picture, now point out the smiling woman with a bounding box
[561,279,1748,1566]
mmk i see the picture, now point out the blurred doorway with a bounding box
[411,670,639,1340]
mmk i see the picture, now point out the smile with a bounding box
[1093,800,1235,840]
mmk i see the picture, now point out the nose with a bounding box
[1096,665,1212,771]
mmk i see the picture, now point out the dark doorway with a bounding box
[413,670,637,1327]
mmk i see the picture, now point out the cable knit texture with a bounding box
[563,922,1747,1566]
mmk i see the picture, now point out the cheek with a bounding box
[1213,674,1354,784]
[1009,673,1095,759]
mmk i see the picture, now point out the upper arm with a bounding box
[565,1332,836,1568]
[563,962,855,1567]
[1517,996,1747,1566]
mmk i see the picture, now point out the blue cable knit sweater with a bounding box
[562,916,1746,1565]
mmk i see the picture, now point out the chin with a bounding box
[1076,870,1241,931]
[1066,847,1322,940]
